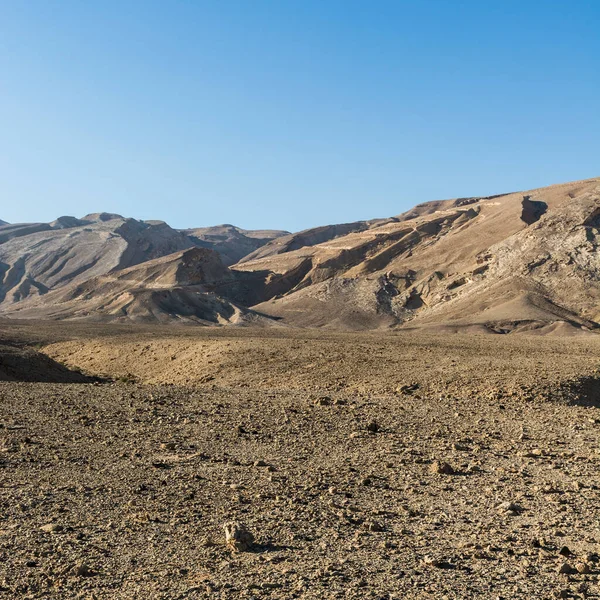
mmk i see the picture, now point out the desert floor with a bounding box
[2,321,600,599]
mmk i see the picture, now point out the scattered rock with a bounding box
[314,396,332,406]
[224,522,254,552]
[39,524,63,533]
[74,563,93,577]
[576,562,591,574]
[429,460,454,475]
[558,562,578,575]
[397,383,419,395]
[366,421,379,433]
[496,502,522,515]
[363,520,384,532]
[559,546,572,557]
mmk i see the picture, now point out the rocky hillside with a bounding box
[2,177,600,332]
[0,215,284,318]
[236,178,600,332]
[2,248,272,325]
[182,224,289,266]
[0,213,194,308]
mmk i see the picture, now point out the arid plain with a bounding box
[2,321,600,599]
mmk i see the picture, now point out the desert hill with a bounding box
[0,247,277,325]
[182,224,289,266]
[0,215,284,313]
[1,177,600,332]
[238,178,600,332]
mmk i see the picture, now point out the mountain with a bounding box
[3,247,273,325]
[0,215,285,311]
[238,218,397,263]
[0,213,194,307]
[1,177,600,332]
[235,178,600,332]
[182,224,289,266]
[0,220,7,226]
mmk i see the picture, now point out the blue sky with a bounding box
[1,1,598,231]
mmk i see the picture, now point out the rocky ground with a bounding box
[2,322,600,598]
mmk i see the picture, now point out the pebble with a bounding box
[559,546,572,556]
[576,562,591,574]
[39,524,63,533]
[74,563,92,577]
[558,562,578,575]
[429,460,454,475]
[224,522,254,552]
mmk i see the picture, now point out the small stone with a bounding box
[496,502,522,514]
[253,460,267,467]
[160,442,176,451]
[429,460,454,475]
[397,383,419,395]
[40,524,63,533]
[576,562,591,574]
[422,555,441,567]
[361,477,372,486]
[224,521,254,552]
[558,562,577,575]
[314,396,332,406]
[366,422,379,433]
[363,520,384,532]
[74,563,92,577]
[559,546,572,557]
[557,590,570,599]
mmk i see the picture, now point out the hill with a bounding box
[182,224,289,265]
[1,177,600,332]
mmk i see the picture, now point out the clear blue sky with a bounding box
[1,1,598,232]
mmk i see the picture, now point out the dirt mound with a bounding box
[0,344,91,382]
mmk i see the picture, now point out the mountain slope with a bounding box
[2,248,275,325]
[0,213,195,307]
[182,224,288,265]
[236,178,600,331]
[0,215,286,311]
[238,218,398,263]
[2,177,600,332]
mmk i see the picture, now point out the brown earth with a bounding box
[2,320,600,598]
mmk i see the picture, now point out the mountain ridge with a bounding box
[2,177,599,333]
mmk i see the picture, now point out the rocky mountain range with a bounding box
[2,176,599,332]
